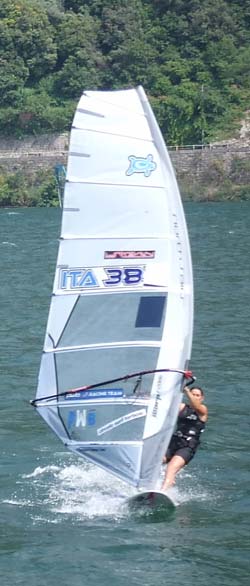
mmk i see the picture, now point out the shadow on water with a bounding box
[129,505,176,524]
[127,491,176,524]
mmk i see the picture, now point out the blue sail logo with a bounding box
[126,154,157,177]
[60,268,98,289]
[59,266,144,290]
[67,409,96,428]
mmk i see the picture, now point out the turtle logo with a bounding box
[126,154,157,177]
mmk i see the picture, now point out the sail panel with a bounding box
[36,405,69,442]
[77,88,147,118]
[45,294,79,349]
[54,346,159,395]
[54,292,167,347]
[62,183,169,239]
[36,352,57,400]
[73,105,151,140]
[83,89,144,111]
[72,443,142,486]
[67,128,162,186]
[56,237,170,267]
[58,401,147,443]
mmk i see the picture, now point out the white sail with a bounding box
[34,87,193,489]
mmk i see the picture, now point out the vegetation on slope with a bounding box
[1,0,250,145]
[1,0,250,205]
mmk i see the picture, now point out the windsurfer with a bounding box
[161,386,208,491]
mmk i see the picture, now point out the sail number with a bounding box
[60,266,144,290]
[104,268,143,286]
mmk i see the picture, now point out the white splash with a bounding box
[8,460,214,524]
[157,466,213,506]
[23,465,61,478]
[47,464,133,519]
[19,461,133,521]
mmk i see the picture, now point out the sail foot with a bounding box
[67,442,142,487]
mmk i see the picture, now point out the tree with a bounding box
[55,8,104,95]
[0,0,57,84]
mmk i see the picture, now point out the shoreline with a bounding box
[0,133,250,203]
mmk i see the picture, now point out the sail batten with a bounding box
[66,181,163,188]
[72,127,153,142]
[44,341,162,353]
[34,86,193,489]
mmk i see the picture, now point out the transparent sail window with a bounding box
[55,346,159,396]
[59,402,147,442]
[58,292,167,348]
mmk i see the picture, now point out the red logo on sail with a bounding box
[104,250,155,259]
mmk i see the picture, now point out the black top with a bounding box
[174,404,206,441]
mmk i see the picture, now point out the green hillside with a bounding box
[1,0,250,145]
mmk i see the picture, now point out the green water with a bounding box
[0,204,249,585]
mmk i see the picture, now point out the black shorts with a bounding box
[166,436,198,465]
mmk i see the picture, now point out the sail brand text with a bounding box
[172,212,185,299]
[60,266,144,289]
[152,375,162,417]
[104,250,155,259]
[97,409,146,436]
[152,393,161,417]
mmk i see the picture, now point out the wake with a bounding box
[4,461,213,523]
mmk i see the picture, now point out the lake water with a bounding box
[0,204,249,585]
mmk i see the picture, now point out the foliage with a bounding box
[54,8,104,96]
[0,168,59,207]
[0,0,250,144]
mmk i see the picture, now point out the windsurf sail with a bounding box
[32,87,193,489]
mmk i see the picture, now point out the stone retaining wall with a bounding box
[0,133,249,196]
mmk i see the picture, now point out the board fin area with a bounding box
[127,490,176,511]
